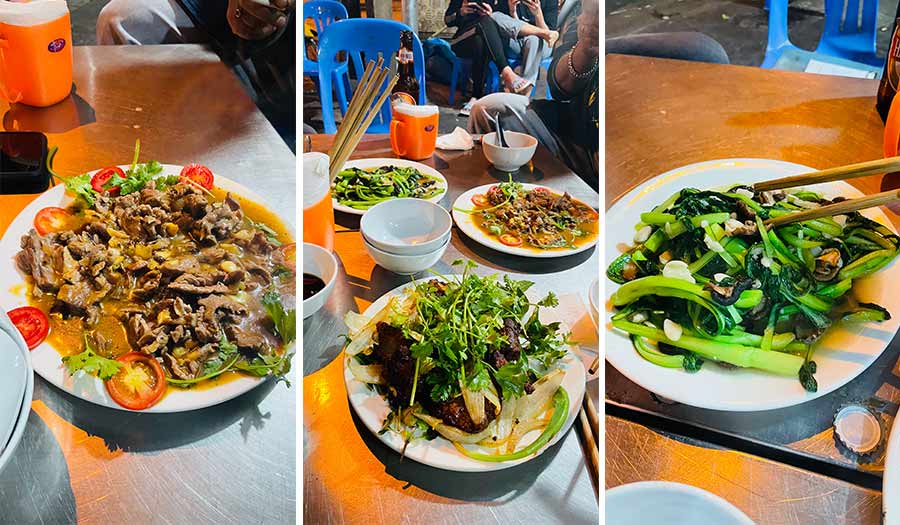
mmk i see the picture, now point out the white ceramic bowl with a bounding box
[0,313,32,477]
[482,131,538,172]
[303,243,338,319]
[606,482,753,525]
[360,198,452,256]
[364,235,449,275]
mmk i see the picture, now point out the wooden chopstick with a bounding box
[764,188,900,228]
[588,356,599,374]
[753,156,900,192]
[578,396,599,495]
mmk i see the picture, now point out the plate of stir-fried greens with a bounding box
[606,159,900,411]
[331,158,447,214]
[341,261,586,471]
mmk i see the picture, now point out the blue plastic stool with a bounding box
[303,1,350,117]
[763,0,883,71]
[317,19,427,134]
[423,37,471,106]
[486,56,553,99]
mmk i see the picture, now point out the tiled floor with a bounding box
[71,0,111,46]
[607,0,897,67]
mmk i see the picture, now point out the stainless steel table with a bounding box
[0,45,296,524]
[303,135,600,524]
[607,416,882,525]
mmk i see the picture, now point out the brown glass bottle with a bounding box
[391,30,419,105]
[877,5,900,122]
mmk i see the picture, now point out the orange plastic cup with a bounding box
[390,103,438,160]
[303,152,335,251]
[0,1,73,108]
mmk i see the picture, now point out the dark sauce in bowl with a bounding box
[303,273,326,300]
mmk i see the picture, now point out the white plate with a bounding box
[605,159,900,411]
[0,312,32,477]
[0,313,27,455]
[343,276,586,472]
[884,415,900,524]
[0,165,295,413]
[452,183,599,258]
[606,481,753,525]
[332,158,448,215]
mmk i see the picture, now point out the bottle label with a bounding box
[48,38,66,53]
[397,49,414,65]
[888,19,900,91]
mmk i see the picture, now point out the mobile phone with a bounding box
[0,132,51,194]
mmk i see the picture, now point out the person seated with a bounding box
[447,0,550,115]
[97,0,296,149]
[490,0,559,96]
[467,0,598,189]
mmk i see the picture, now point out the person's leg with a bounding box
[605,32,730,64]
[516,35,545,86]
[491,11,556,43]
[96,0,201,45]
[453,36,490,99]
[466,92,531,134]
[475,17,532,94]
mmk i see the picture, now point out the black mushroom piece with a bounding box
[704,276,752,306]
[813,248,843,281]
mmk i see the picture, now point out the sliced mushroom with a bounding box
[813,248,843,282]
[704,276,752,306]
[759,190,786,205]
[723,218,758,237]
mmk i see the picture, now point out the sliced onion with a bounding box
[515,368,565,422]
[479,395,517,446]
[415,412,496,443]
[461,379,486,426]
[348,358,384,384]
[344,311,368,335]
[483,383,501,410]
[506,417,552,454]
[344,297,397,356]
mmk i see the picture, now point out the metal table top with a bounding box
[0,45,296,524]
[606,415,882,525]
[605,54,900,489]
[303,134,599,524]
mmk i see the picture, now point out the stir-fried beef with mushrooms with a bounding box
[472,181,598,250]
[15,181,294,382]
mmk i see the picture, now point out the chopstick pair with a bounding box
[578,393,600,496]
[328,58,399,179]
[752,156,900,228]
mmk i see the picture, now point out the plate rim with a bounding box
[451,182,599,259]
[606,481,753,522]
[0,164,295,413]
[605,158,900,412]
[332,158,448,216]
[0,315,32,476]
[342,275,587,472]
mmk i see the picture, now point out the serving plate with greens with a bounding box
[606,159,900,411]
[332,158,447,215]
[0,158,296,413]
[342,264,585,472]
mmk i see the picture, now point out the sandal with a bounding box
[506,74,533,96]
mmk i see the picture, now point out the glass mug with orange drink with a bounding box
[390,103,439,160]
[303,152,335,251]
[0,0,73,108]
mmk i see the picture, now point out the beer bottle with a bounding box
[877,4,900,122]
[391,30,419,105]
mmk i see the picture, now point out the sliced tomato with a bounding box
[105,352,167,410]
[7,306,49,350]
[487,185,504,202]
[471,194,490,207]
[90,166,125,195]
[34,207,72,235]
[280,242,296,270]
[499,233,523,247]
[180,164,214,190]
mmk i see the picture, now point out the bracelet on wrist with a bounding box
[567,42,598,80]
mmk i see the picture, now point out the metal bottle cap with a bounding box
[833,404,882,454]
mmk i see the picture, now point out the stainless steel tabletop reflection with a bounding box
[303,135,600,524]
[0,45,296,524]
